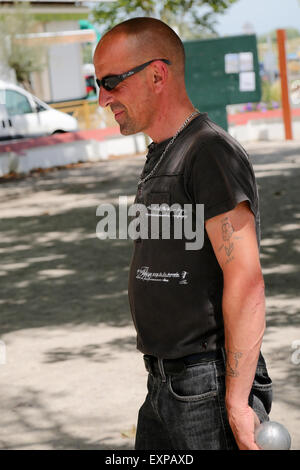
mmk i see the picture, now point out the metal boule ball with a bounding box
[255,421,291,450]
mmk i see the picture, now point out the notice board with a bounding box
[184,34,261,129]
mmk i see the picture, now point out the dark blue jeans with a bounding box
[135,350,272,450]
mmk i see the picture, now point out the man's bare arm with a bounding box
[205,201,265,450]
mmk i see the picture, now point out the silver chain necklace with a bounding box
[138,109,200,186]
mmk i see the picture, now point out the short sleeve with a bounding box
[187,136,258,221]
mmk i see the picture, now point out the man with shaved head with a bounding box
[94,17,272,450]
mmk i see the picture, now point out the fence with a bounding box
[48,98,117,131]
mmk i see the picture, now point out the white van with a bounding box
[0,81,79,141]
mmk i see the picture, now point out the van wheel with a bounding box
[52,130,66,134]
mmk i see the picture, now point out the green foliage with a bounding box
[32,12,89,23]
[91,0,239,39]
[0,2,46,89]
[261,79,281,107]
[82,43,94,64]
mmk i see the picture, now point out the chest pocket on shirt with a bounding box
[146,192,172,240]
[146,192,170,206]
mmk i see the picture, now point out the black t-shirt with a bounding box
[128,113,260,359]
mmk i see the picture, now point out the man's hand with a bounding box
[227,405,261,450]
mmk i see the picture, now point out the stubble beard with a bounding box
[117,97,154,136]
[118,109,144,136]
[119,115,137,135]
[117,99,153,136]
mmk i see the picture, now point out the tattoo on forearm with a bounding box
[226,350,243,377]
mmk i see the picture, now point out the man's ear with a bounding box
[153,73,161,84]
[151,62,168,92]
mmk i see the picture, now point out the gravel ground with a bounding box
[0,139,299,450]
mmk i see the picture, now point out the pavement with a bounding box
[0,139,299,450]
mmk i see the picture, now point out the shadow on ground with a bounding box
[250,145,300,329]
[0,388,133,450]
[0,159,144,336]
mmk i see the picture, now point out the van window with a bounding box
[5,90,32,116]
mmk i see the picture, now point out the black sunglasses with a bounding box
[96,58,171,91]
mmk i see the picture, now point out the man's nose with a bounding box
[98,87,113,108]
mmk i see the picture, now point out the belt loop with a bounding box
[144,355,153,376]
[158,358,166,383]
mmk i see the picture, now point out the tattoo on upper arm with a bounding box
[226,350,243,377]
[222,217,234,241]
[218,216,243,265]
[219,216,235,264]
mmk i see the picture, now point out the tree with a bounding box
[91,0,239,39]
[0,2,46,90]
[261,79,281,108]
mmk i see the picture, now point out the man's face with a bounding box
[94,34,155,136]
